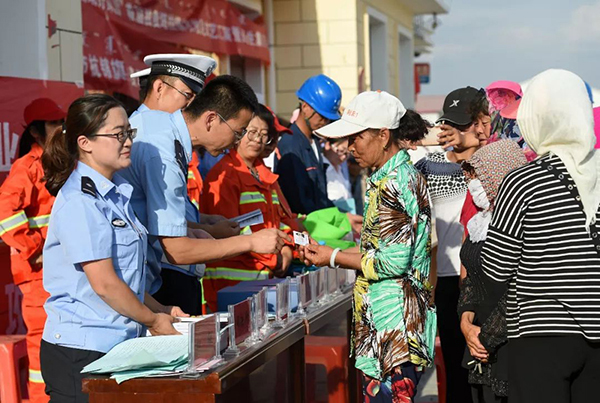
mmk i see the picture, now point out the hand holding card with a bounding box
[231,209,264,228]
[293,231,309,246]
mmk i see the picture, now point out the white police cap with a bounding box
[130,54,217,94]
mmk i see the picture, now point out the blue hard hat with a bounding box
[296,74,342,121]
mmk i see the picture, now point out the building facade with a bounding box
[0,0,447,335]
[270,0,447,117]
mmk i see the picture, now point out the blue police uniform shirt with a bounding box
[274,123,333,214]
[42,162,148,353]
[130,102,149,118]
[128,103,162,294]
[130,104,202,294]
[120,108,200,294]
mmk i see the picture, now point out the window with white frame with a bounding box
[368,7,388,92]
[229,55,265,104]
[398,25,415,108]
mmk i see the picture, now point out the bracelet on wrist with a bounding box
[330,248,341,268]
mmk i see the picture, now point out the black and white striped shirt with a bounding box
[482,153,600,340]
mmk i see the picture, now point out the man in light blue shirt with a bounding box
[122,75,290,314]
[128,54,238,313]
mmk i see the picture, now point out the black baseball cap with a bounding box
[436,87,483,126]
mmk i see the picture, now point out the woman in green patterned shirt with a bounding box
[302,91,435,402]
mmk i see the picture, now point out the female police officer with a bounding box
[39,94,183,402]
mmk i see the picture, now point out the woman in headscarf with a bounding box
[458,140,527,403]
[481,69,600,403]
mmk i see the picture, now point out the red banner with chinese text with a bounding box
[0,77,83,180]
[82,0,270,98]
[82,4,185,99]
[0,77,83,334]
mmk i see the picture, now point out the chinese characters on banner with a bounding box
[82,0,270,98]
[82,4,185,99]
[0,77,83,180]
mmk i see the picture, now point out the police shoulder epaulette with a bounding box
[174,139,188,177]
[81,176,98,198]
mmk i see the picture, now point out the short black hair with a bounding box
[139,75,158,102]
[138,75,189,102]
[391,109,432,142]
[468,91,490,121]
[185,75,259,120]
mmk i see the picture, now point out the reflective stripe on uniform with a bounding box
[28,214,51,229]
[239,191,266,205]
[199,277,206,305]
[191,199,199,209]
[240,226,252,235]
[0,211,28,235]
[204,267,270,281]
[279,222,291,231]
[272,190,280,205]
[188,171,195,179]
[29,368,45,384]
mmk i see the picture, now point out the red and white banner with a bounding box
[82,0,270,98]
[0,77,82,333]
[0,77,83,179]
[82,4,185,99]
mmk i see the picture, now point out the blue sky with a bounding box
[417,0,600,95]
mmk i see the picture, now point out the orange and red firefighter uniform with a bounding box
[0,98,65,403]
[0,143,54,402]
[187,151,203,211]
[201,149,294,312]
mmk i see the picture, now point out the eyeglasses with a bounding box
[91,128,137,144]
[217,112,247,142]
[246,129,274,145]
[161,80,194,101]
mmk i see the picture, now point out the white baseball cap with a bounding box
[130,54,217,93]
[314,90,407,139]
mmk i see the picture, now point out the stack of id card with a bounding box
[231,209,264,228]
[293,231,309,246]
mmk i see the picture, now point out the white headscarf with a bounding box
[517,69,600,228]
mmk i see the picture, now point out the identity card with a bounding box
[293,231,309,246]
[231,209,264,228]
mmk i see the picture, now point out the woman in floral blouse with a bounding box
[302,91,435,402]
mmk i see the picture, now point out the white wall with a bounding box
[397,24,414,108]
[0,0,82,83]
[0,0,48,80]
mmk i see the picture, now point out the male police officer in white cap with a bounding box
[130,53,217,116]
[123,55,288,315]
[129,54,222,313]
